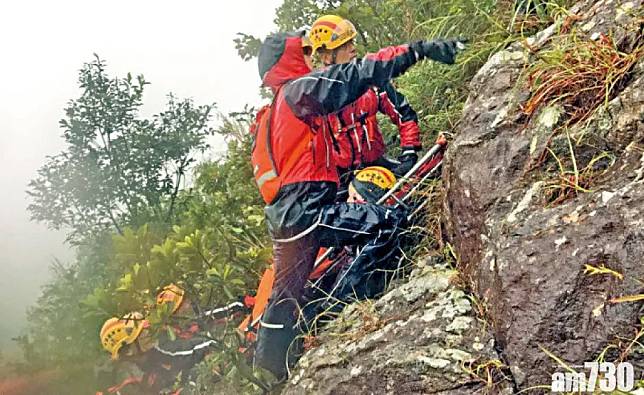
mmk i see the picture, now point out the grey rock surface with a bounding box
[443,0,644,389]
[284,264,513,394]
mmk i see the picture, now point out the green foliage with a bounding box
[81,120,270,392]
[234,33,263,61]
[191,343,274,394]
[27,55,215,243]
[274,0,326,31]
[19,59,267,393]
[18,118,269,390]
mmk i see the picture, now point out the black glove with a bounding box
[411,38,466,65]
[393,149,418,177]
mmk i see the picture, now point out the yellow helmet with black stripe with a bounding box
[350,166,396,203]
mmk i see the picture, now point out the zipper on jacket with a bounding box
[347,127,357,168]
[357,111,373,152]
[322,120,330,169]
[350,113,362,155]
[362,123,372,151]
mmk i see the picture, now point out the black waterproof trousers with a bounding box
[254,181,406,379]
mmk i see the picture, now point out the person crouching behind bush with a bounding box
[98,287,222,394]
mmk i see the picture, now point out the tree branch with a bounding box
[165,156,188,223]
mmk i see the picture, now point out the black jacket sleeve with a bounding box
[379,82,421,148]
[283,45,420,119]
[379,82,419,124]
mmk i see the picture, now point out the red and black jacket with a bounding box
[257,32,424,239]
[330,82,420,169]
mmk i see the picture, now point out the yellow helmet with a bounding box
[100,312,147,360]
[156,284,185,314]
[309,15,357,53]
[350,166,397,203]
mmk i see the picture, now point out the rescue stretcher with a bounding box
[236,135,448,345]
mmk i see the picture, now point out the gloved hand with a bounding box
[393,149,418,177]
[411,38,467,65]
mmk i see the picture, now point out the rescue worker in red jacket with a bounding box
[308,15,424,190]
[253,30,463,379]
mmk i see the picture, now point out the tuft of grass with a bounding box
[466,293,492,332]
[299,293,348,338]
[462,358,513,391]
[597,316,644,370]
[541,131,615,206]
[522,24,642,208]
[616,323,644,363]
[410,179,444,256]
[522,32,643,129]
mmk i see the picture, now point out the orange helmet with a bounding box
[156,284,185,314]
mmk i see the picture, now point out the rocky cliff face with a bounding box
[285,263,514,394]
[283,0,643,392]
[443,0,643,389]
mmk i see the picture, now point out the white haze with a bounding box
[0,0,281,356]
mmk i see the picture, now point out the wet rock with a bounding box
[444,0,644,389]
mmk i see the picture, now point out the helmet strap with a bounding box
[319,46,340,66]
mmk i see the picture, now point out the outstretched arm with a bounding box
[284,44,420,119]
[283,38,464,119]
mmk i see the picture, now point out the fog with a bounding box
[0,0,281,357]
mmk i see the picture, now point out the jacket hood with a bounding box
[258,31,312,90]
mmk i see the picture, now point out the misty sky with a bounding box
[0,0,282,355]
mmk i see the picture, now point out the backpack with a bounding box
[249,93,311,204]
[249,103,280,204]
